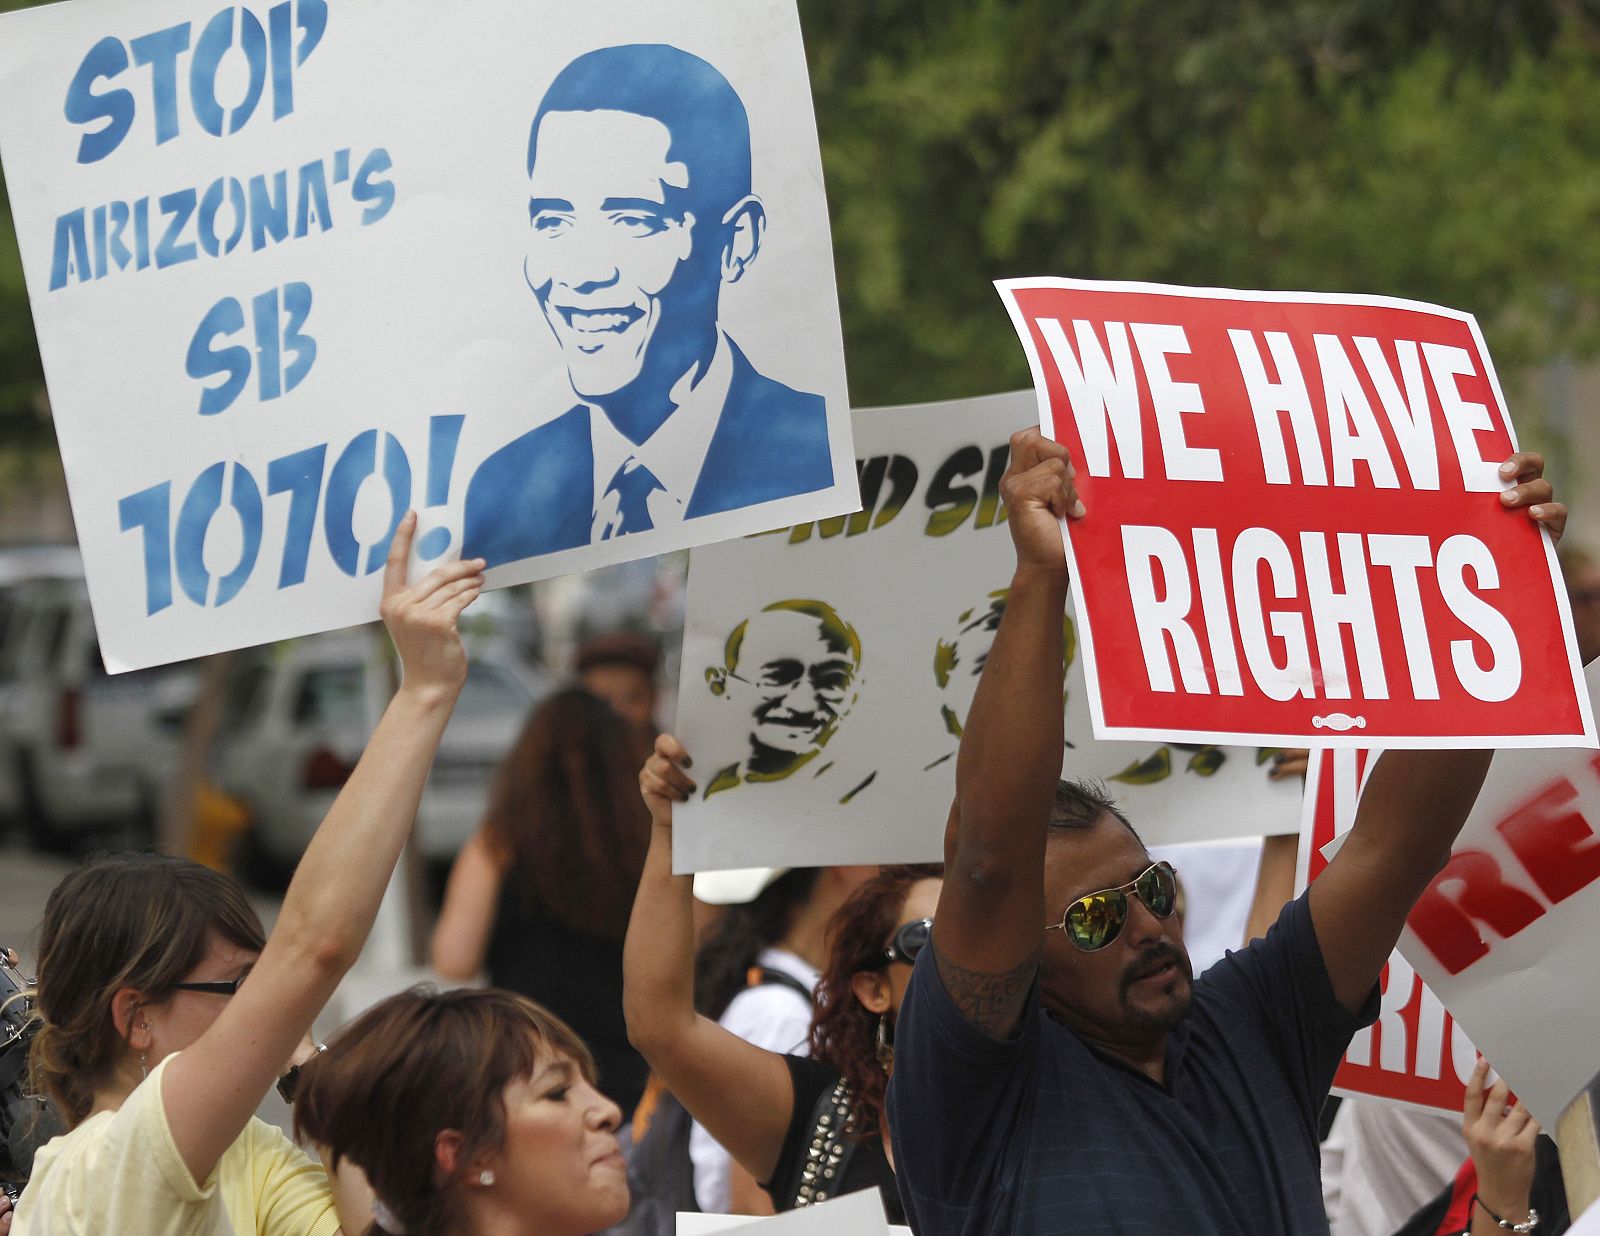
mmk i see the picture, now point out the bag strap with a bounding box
[746,964,813,1003]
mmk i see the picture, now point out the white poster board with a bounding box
[0,0,858,671]
[1395,658,1600,1126]
[676,1190,895,1233]
[673,391,1301,873]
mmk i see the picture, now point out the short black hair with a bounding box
[1048,778,1140,842]
[528,44,752,216]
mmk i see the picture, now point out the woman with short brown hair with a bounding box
[295,987,629,1236]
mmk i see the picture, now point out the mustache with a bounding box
[754,701,836,727]
[1119,942,1192,997]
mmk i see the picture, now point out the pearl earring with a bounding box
[478,1170,495,1187]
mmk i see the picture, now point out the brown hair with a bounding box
[481,688,651,941]
[294,987,596,1236]
[28,852,266,1126]
[575,632,661,678]
[808,864,941,1139]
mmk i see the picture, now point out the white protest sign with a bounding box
[674,391,1301,873]
[675,1189,895,1234]
[0,0,858,671]
[1396,658,1600,1126]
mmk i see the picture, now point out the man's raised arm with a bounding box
[932,428,1084,1039]
[1310,451,1568,1013]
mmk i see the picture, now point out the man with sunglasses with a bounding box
[886,428,1568,1235]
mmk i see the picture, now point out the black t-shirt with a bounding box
[887,892,1378,1235]
[487,881,649,1117]
[765,1054,905,1225]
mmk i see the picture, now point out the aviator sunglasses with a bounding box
[1046,861,1178,953]
[881,917,933,966]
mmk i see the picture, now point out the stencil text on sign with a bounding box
[1123,527,1518,703]
[1042,320,1502,490]
[1410,753,1600,975]
[1346,952,1477,1099]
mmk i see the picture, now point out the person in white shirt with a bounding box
[686,864,874,1214]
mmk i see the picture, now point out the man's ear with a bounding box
[110,988,150,1051]
[720,196,766,283]
[850,969,891,1016]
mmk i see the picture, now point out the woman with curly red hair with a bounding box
[625,733,941,1222]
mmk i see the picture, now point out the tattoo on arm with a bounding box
[933,945,1039,1039]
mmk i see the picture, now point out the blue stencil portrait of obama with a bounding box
[462,44,834,566]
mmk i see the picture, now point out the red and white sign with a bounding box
[997,279,1593,749]
[1303,661,1600,1124]
[1397,657,1600,1126]
[1298,748,1477,1115]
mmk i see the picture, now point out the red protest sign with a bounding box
[1298,748,1476,1115]
[997,279,1593,749]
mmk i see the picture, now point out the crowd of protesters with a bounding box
[0,439,1588,1236]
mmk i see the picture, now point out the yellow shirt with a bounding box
[14,1055,340,1236]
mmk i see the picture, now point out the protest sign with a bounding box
[0,0,857,672]
[1395,658,1600,1126]
[1303,661,1600,1124]
[676,1189,896,1234]
[1298,747,1476,1115]
[997,278,1593,749]
[674,391,1301,874]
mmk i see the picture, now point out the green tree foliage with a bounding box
[803,0,1600,405]
[2,0,1599,455]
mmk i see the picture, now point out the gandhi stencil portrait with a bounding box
[701,598,863,798]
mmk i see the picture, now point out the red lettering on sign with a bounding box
[1497,764,1600,907]
[1408,850,1545,975]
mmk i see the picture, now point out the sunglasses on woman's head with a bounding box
[881,917,933,966]
[1046,861,1178,953]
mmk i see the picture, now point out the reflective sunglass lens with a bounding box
[897,919,931,959]
[1139,865,1176,917]
[1067,893,1127,952]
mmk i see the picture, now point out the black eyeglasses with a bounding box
[169,977,245,997]
[881,917,933,966]
[1046,862,1178,953]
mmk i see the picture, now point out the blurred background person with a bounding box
[1560,542,1600,664]
[295,987,629,1236]
[14,519,481,1236]
[432,687,653,1118]
[627,733,934,1223]
[1390,1060,1570,1236]
[577,632,663,740]
[686,860,876,1213]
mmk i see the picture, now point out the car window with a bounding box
[41,604,72,672]
[293,666,367,727]
[454,663,532,720]
[0,592,21,682]
[221,663,270,733]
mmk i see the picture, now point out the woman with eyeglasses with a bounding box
[15,515,484,1236]
[625,733,941,1223]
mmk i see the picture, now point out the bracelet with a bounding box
[1471,1195,1539,1233]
